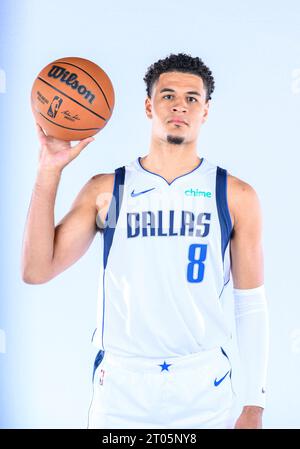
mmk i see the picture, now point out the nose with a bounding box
[171,104,187,113]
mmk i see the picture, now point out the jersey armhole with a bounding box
[95,173,116,232]
[216,167,233,261]
[105,166,125,228]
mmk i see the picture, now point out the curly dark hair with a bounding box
[143,52,215,102]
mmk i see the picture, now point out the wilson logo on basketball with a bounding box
[48,65,96,104]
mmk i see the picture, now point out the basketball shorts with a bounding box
[87,346,236,429]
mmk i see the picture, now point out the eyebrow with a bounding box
[159,88,201,96]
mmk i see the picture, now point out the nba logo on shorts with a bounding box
[47,95,63,118]
[99,369,105,385]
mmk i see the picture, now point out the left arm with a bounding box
[228,176,269,429]
[229,177,264,289]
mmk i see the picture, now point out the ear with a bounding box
[201,100,210,123]
[145,96,152,119]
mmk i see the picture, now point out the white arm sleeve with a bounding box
[233,284,269,409]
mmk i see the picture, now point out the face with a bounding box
[145,71,210,145]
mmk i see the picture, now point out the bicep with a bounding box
[50,177,99,279]
[230,184,264,289]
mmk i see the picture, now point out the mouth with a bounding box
[168,119,188,126]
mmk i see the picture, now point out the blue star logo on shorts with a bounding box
[158,361,172,372]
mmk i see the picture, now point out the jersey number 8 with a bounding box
[187,244,208,283]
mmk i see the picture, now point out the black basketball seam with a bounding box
[57,60,112,112]
[38,111,101,131]
[37,76,108,122]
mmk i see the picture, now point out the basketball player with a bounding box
[21,53,269,429]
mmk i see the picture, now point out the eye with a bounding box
[188,97,197,102]
[163,94,173,99]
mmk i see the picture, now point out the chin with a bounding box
[166,134,185,145]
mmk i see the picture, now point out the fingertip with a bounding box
[82,137,94,144]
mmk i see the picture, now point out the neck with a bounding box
[143,138,201,175]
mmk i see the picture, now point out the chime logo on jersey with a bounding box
[185,188,212,197]
[127,210,211,238]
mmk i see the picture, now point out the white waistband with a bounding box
[101,345,226,373]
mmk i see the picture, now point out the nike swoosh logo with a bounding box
[131,188,156,197]
[214,370,230,387]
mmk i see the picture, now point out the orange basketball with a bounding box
[31,57,115,141]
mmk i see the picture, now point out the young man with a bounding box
[22,53,269,429]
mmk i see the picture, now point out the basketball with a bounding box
[31,57,115,141]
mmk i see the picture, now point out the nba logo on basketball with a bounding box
[99,369,105,385]
[47,96,63,118]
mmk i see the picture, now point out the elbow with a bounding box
[22,273,50,284]
[22,275,45,285]
[21,266,53,285]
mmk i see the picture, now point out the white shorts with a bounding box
[88,346,236,429]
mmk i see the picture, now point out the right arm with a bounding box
[21,124,102,284]
[21,171,104,284]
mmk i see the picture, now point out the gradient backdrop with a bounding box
[1,0,300,428]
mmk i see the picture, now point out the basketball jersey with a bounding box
[92,156,233,357]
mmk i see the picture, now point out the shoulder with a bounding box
[87,172,115,206]
[227,173,255,197]
[73,173,114,208]
[227,173,262,229]
[89,173,115,192]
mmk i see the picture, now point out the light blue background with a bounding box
[1,0,300,428]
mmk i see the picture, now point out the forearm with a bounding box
[242,405,264,415]
[235,405,264,429]
[234,285,269,409]
[21,167,62,283]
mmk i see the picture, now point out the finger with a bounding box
[70,137,95,159]
[35,122,45,135]
[35,122,47,142]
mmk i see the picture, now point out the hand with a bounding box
[234,406,263,429]
[36,123,95,173]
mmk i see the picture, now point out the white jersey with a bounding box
[92,156,233,357]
